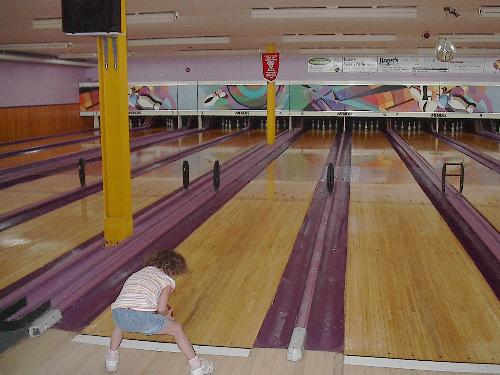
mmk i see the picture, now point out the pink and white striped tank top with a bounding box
[111,266,176,312]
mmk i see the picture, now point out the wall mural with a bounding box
[79,86,100,111]
[128,85,177,110]
[198,84,289,110]
[79,83,500,114]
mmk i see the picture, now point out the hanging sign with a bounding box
[262,52,280,81]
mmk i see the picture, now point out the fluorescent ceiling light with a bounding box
[284,34,396,43]
[479,6,500,17]
[32,18,62,29]
[439,33,500,42]
[128,36,230,47]
[178,49,259,56]
[32,12,178,29]
[59,52,137,59]
[251,6,417,18]
[300,48,387,54]
[0,52,96,67]
[0,42,73,51]
[58,53,97,59]
[127,12,178,24]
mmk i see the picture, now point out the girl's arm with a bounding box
[157,285,174,318]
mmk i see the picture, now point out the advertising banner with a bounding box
[412,57,448,73]
[307,57,343,72]
[342,57,378,73]
[377,56,414,73]
[448,58,485,74]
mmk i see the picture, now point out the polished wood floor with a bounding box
[400,131,500,230]
[0,127,164,169]
[0,130,228,215]
[345,131,500,364]
[83,131,336,348]
[1,128,498,368]
[0,130,265,289]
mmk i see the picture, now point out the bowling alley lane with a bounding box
[399,130,500,230]
[450,131,500,159]
[0,129,100,153]
[0,130,264,290]
[0,129,228,215]
[0,126,166,170]
[82,130,336,348]
[345,130,500,364]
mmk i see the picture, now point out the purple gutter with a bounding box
[254,134,341,348]
[0,128,246,232]
[0,124,152,159]
[0,129,303,331]
[0,127,201,189]
[255,129,352,352]
[474,120,500,142]
[386,128,500,298]
[427,130,500,174]
[305,131,351,352]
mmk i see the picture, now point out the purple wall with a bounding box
[84,52,500,84]
[0,61,89,108]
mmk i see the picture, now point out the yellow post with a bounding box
[266,44,277,145]
[97,0,133,246]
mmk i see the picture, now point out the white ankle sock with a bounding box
[107,349,119,360]
[188,355,202,368]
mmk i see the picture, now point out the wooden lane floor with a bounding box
[345,131,500,363]
[0,129,101,153]
[0,130,229,215]
[0,140,101,169]
[0,127,167,170]
[0,127,164,154]
[82,130,336,348]
[447,131,499,159]
[0,130,265,290]
[400,131,499,230]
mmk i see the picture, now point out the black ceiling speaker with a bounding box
[62,0,121,35]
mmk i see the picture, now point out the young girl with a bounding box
[105,250,214,375]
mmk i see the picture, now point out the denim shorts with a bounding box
[112,308,169,335]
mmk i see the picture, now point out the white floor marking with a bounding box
[72,334,251,357]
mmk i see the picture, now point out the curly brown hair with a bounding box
[145,250,187,277]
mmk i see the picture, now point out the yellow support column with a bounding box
[266,44,277,145]
[97,0,133,246]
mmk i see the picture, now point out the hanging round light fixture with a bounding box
[435,7,460,62]
[436,38,456,62]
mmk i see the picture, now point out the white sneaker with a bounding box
[105,352,119,373]
[190,358,214,375]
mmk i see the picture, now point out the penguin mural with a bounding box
[438,86,477,113]
[129,86,163,110]
[203,89,228,107]
[408,85,438,112]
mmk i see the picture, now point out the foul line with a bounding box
[72,334,250,358]
[344,355,500,374]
